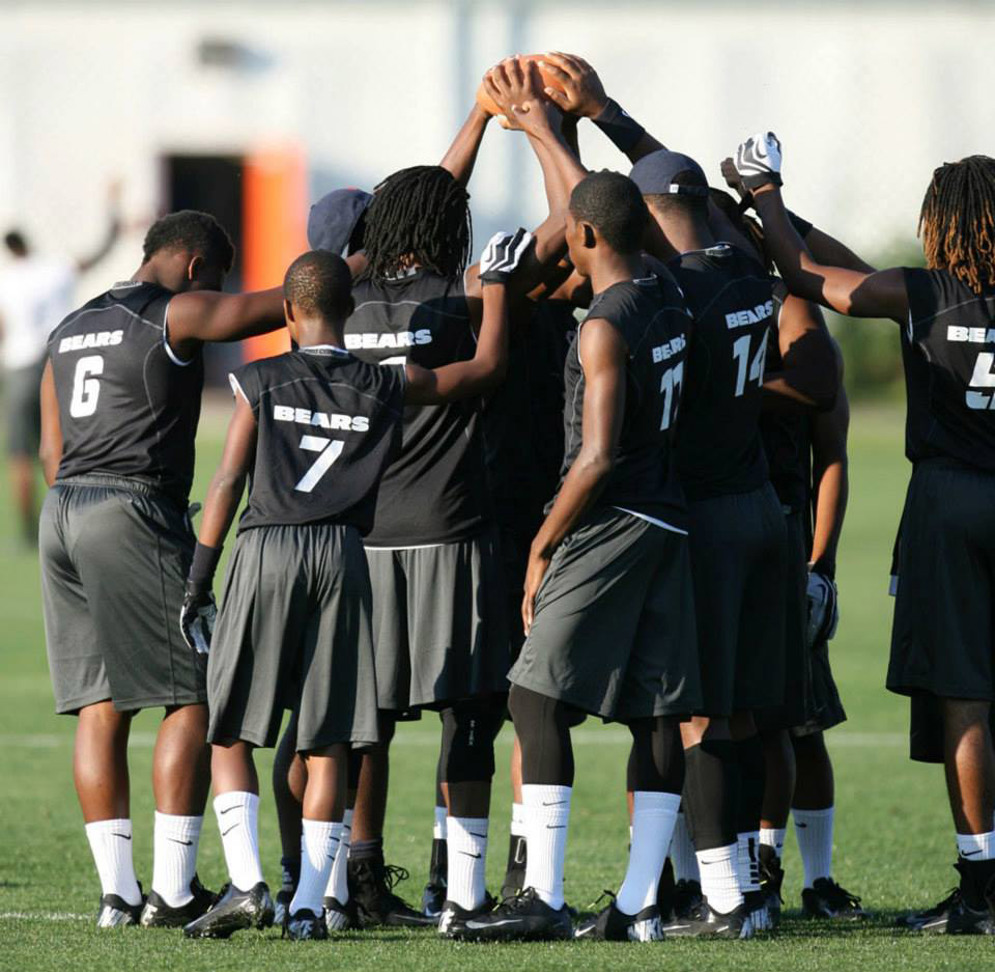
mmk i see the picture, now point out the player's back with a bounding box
[670,244,774,500]
[556,267,691,527]
[232,346,404,535]
[345,268,489,546]
[47,280,202,504]
[902,267,995,470]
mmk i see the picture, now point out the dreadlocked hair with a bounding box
[361,165,472,283]
[918,155,995,293]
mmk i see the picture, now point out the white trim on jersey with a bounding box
[379,355,407,366]
[162,300,195,368]
[614,506,688,536]
[364,543,446,552]
[228,373,250,405]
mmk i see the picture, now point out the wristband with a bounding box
[809,557,836,582]
[787,211,814,239]
[188,542,222,594]
[593,98,646,154]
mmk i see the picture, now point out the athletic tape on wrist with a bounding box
[593,98,646,153]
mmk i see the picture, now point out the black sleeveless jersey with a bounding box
[760,279,811,512]
[232,347,404,534]
[555,270,691,528]
[484,299,576,531]
[344,268,490,546]
[47,281,202,504]
[670,244,773,500]
[901,268,995,470]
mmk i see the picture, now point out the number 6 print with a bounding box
[295,435,345,492]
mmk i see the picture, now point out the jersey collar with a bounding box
[299,344,350,357]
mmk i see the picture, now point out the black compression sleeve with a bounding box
[787,210,814,239]
[187,542,222,594]
[592,98,647,154]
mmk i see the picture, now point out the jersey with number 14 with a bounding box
[231,347,404,535]
[555,270,691,528]
[47,281,203,504]
[670,244,774,500]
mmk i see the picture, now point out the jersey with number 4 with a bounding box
[670,244,774,500]
[47,281,202,504]
[231,347,404,534]
[555,270,692,528]
[902,268,995,469]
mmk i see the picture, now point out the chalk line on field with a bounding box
[0,912,88,922]
[0,730,907,749]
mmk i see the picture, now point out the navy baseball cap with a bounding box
[629,150,709,196]
[307,187,373,256]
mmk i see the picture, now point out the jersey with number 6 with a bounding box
[231,346,404,534]
[900,268,995,469]
[47,281,202,504]
[555,269,692,528]
[670,244,774,500]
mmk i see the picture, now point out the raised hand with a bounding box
[734,132,783,191]
[479,228,534,285]
[483,58,561,137]
[536,52,608,119]
[720,156,749,200]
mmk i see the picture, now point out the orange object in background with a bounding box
[241,145,308,362]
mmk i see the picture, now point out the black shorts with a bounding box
[887,459,995,701]
[509,507,701,722]
[5,359,44,458]
[40,475,205,714]
[364,527,510,712]
[688,483,787,717]
[207,523,379,751]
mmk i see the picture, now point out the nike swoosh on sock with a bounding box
[218,805,239,814]
[112,833,132,840]
[460,852,482,859]
[167,837,193,846]
[221,824,240,837]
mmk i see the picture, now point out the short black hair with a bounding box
[644,170,709,219]
[569,171,648,254]
[4,230,28,257]
[284,250,353,322]
[142,210,234,273]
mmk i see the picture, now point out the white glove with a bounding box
[180,589,216,655]
[806,570,839,650]
[479,228,533,284]
[735,132,783,190]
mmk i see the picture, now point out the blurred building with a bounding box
[0,0,992,357]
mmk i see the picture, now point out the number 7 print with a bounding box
[295,435,345,492]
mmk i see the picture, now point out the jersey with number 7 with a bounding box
[669,244,776,501]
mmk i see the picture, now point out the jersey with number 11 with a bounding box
[47,281,203,504]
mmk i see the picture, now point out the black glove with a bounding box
[734,131,783,190]
[479,228,533,285]
[806,569,839,650]
[180,586,216,654]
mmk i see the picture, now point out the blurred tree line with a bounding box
[827,239,924,401]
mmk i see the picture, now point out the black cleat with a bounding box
[744,889,773,933]
[274,888,295,928]
[348,857,436,928]
[183,882,274,938]
[437,894,496,937]
[454,887,573,942]
[672,878,703,920]
[574,896,663,941]
[323,895,359,932]
[661,897,754,939]
[656,858,676,920]
[758,845,784,928]
[500,835,528,901]
[284,908,328,940]
[898,886,961,932]
[141,876,215,928]
[802,878,868,921]
[97,891,144,928]
[422,837,448,918]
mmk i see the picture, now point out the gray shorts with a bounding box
[40,475,205,714]
[5,359,45,457]
[207,523,380,751]
[365,528,510,712]
[509,508,701,722]
[688,483,787,716]
[887,459,995,701]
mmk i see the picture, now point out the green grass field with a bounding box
[1,400,993,971]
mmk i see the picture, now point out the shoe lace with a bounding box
[382,864,411,894]
[820,879,863,910]
[585,889,617,912]
[922,887,961,918]
[493,886,539,915]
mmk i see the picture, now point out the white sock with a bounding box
[957,830,995,861]
[152,812,203,907]
[290,819,343,916]
[737,831,761,894]
[85,818,142,906]
[670,812,700,883]
[616,792,679,915]
[325,808,353,903]
[434,805,448,842]
[214,791,264,891]
[521,784,571,909]
[510,802,527,838]
[696,842,742,914]
[793,806,834,888]
[760,827,786,859]
[447,816,489,910]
